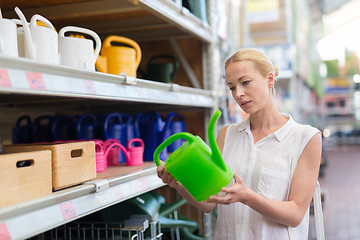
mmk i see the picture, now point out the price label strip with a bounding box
[60,201,77,221]
[0,69,12,88]
[83,80,96,94]
[25,72,46,90]
[0,223,11,240]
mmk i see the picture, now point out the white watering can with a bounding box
[58,26,101,71]
[15,7,59,64]
[0,15,18,57]
[11,19,27,58]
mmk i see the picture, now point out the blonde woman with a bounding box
[157,48,322,239]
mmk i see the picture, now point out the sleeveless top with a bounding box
[213,114,320,240]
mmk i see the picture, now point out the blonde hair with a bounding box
[225,48,279,94]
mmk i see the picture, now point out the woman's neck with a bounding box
[249,102,288,140]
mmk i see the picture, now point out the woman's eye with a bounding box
[243,81,250,85]
[229,87,235,91]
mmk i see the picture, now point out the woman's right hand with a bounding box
[156,161,180,188]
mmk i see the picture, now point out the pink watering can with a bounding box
[94,140,107,173]
[105,138,144,166]
[104,139,121,166]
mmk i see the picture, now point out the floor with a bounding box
[318,145,360,240]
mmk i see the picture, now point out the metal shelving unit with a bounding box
[0,164,163,239]
[0,56,214,108]
[0,0,221,239]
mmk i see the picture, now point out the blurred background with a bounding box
[226,0,360,239]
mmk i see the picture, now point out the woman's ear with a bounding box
[268,72,275,89]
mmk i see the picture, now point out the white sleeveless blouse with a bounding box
[214,114,320,240]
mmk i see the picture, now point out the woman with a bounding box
[156,48,322,239]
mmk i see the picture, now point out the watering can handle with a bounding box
[15,7,36,60]
[127,138,144,149]
[59,26,102,64]
[104,142,129,162]
[103,35,142,68]
[77,113,97,140]
[153,132,195,166]
[104,112,125,140]
[30,14,56,31]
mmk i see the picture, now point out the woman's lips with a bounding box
[241,101,251,107]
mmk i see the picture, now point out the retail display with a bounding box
[0,0,219,238]
[154,110,233,201]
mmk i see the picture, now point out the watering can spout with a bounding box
[208,110,227,171]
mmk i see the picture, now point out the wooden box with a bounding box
[0,150,52,207]
[4,141,96,190]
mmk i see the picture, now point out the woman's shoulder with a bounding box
[292,121,320,136]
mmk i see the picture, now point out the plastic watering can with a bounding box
[58,26,101,71]
[167,113,186,153]
[15,7,59,64]
[12,115,33,144]
[154,110,233,201]
[104,139,121,166]
[95,35,141,77]
[104,113,128,163]
[142,55,179,83]
[77,113,101,140]
[105,138,144,166]
[135,112,174,161]
[33,115,53,142]
[52,115,77,141]
[94,140,107,172]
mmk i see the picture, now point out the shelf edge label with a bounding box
[0,223,11,240]
[60,201,77,220]
[25,72,46,90]
[83,80,96,94]
[0,69,12,88]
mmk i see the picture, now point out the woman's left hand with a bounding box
[207,173,251,205]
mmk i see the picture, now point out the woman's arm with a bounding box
[208,132,322,227]
[155,125,229,213]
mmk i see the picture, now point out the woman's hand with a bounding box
[208,173,251,205]
[156,160,181,188]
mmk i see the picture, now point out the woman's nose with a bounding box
[235,86,245,98]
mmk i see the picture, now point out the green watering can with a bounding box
[154,110,233,201]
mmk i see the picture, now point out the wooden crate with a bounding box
[0,150,52,207]
[3,141,96,190]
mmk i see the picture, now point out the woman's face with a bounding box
[225,60,273,114]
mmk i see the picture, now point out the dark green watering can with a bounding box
[154,110,233,201]
[145,55,179,83]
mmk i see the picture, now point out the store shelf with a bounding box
[0,162,164,239]
[2,0,212,43]
[0,56,214,109]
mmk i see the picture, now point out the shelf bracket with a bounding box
[83,179,109,192]
[123,75,138,85]
[170,83,180,92]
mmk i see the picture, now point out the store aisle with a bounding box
[319,145,360,240]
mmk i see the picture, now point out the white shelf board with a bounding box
[134,0,212,43]
[3,0,212,43]
[0,56,214,108]
[0,167,164,239]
